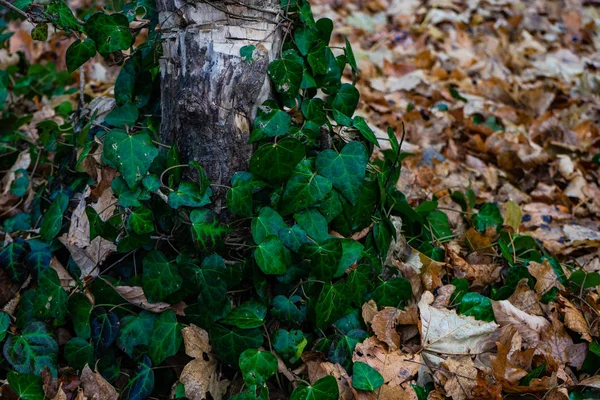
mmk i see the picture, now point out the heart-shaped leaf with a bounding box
[40,192,69,241]
[352,361,384,391]
[267,49,303,98]
[85,12,133,55]
[64,337,94,370]
[102,130,158,189]
[66,38,96,73]
[254,235,290,275]
[142,250,182,303]
[316,142,367,205]
[371,277,412,307]
[273,329,307,364]
[290,375,339,400]
[210,324,263,366]
[221,301,267,329]
[3,321,58,376]
[7,371,44,400]
[249,139,306,184]
[122,355,154,400]
[91,307,120,351]
[239,349,278,387]
[118,311,156,357]
[149,310,182,365]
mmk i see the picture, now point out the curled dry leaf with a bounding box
[418,291,498,368]
[507,279,543,316]
[101,279,182,315]
[305,356,354,400]
[179,324,229,400]
[1,150,31,195]
[539,311,588,369]
[528,260,565,294]
[361,299,378,325]
[50,257,76,290]
[437,356,478,400]
[491,300,550,347]
[80,364,119,400]
[447,245,501,287]
[371,306,419,350]
[59,235,117,280]
[558,295,591,341]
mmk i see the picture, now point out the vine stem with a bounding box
[0,0,29,20]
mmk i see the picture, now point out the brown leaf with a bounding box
[107,283,172,314]
[558,295,591,341]
[437,356,478,400]
[80,365,119,400]
[179,324,229,400]
[352,337,419,386]
[491,300,550,347]
[539,311,588,369]
[447,245,501,287]
[528,260,565,294]
[1,150,31,196]
[361,300,378,325]
[506,279,543,316]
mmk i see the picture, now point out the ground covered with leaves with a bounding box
[1,0,600,399]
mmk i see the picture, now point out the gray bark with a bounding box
[157,0,282,210]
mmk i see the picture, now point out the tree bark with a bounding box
[157,0,282,210]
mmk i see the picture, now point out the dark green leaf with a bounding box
[47,0,81,32]
[254,235,290,275]
[371,277,412,307]
[252,207,286,244]
[352,116,378,147]
[0,312,10,341]
[270,295,306,325]
[7,371,44,400]
[316,142,368,205]
[352,361,384,391]
[66,39,96,73]
[331,83,359,120]
[3,321,58,376]
[0,238,29,283]
[64,337,94,371]
[240,44,256,63]
[250,100,291,142]
[10,169,29,197]
[210,325,263,366]
[249,139,306,184]
[85,12,133,55]
[69,293,93,339]
[127,207,154,235]
[91,307,119,351]
[459,292,495,322]
[273,329,306,363]
[122,355,154,400]
[149,310,182,365]
[142,250,182,302]
[301,238,342,280]
[105,102,139,128]
[278,225,310,253]
[267,49,303,98]
[239,349,278,386]
[31,23,48,41]
[31,268,68,324]
[40,192,68,241]
[290,375,339,400]
[102,130,158,189]
[294,208,330,243]
[473,203,503,233]
[168,182,211,209]
[189,209,229,251]
[117,311,155,357]
[344,36,358,73]
[280,171,332,215]
[227,172,255,217]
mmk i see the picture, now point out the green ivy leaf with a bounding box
[143,174,161,192]
[249,139,306,184]
[0,312,10,341]
[66,39,96,73]
[331,83,359,120]
[40,192,69,241]
[117,311,156,357]
[210,324,263,366]
[426,210,452,243]
[252,207,286,244]
[122,355,154,400]
[7,371,45,400]
[294,208,330,243]
[85,12,133,55]
[270,295,306,325]
[316,142,367,205]
[142,250,182,302]
[168,182,211,209]
[105,102,139,128]
[267,49,303,98]
[189,209,230,251]
[569,270,600,290]
[458,292,495,322]
[473,203,503,233]
[102,130,158,189]
[31,23,48,41]
[280,171,332,215]
[64,337,94,371]
[91,307,120,351]
[24,243,51,275]
[336,239,363,278]
[47,0,81,32]
[371,277,412,307]
[294,26,318,56]
[127,207,154,235]
[250,100,291,142]
[278,225,310,253]
[254,235,290,275]
[221,301,267,329]
[352,116,378,147]
[10,169,29,197]
[273,329,307,363]
[301,239,342,281]
[3,321,58,376]
[352,361,384,391]
[290,375,339,400]
[68,293,93,339]
[149,310,182,365]
[227,172,255,217]
[0,238,29,283]
[240,44,256,63]
[314,283,347,329]
[31,268,68,324]
[344,36,358,74]
[3,212,32,233]
[239,349,278,387]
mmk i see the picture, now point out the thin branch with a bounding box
[0,0,29,20]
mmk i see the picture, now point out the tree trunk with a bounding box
[157,0,282,210]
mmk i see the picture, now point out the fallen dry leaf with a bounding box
[80,365,119,400]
